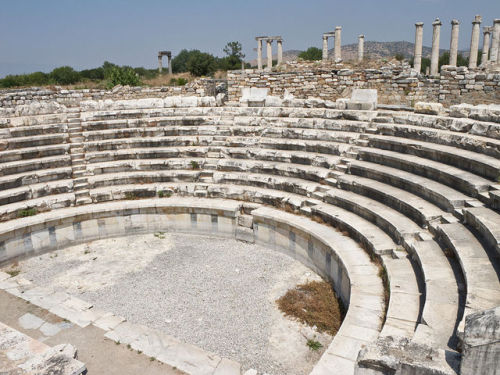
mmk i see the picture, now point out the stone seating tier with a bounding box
[1,101,500,375]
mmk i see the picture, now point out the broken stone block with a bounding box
[461,306,500,375]
[354,336,459,375]
[414,102,445,115]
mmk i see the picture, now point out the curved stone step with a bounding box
[464,207,500,256]
[0,167,73,191]
[3,134,68,150]
[0,193,75,222]
[366,134,500,181]
[0,155,72,177]
[436,222,500,339]
[5,123,67,137]
[347,158,475,212]
[337,174,451,229]
[408,240,460,349]
[0,180,73,207]
[356,147,493,198]
[0,144,70,164]
[323,188,425,247]
[374,122,500,159]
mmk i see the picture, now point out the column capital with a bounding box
[483,26,493,34]
[433,18,442,26]
[494,19,500,25]
[451,19,460,25]
[335,26,342,31]
[415,22,424,27]
[472,15,482,24]
[358,34,365,39]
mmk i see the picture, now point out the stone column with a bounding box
[322,35,329,61]
[277,40,283,66]
[414,22,424,73]
[490,19,500,64]
[158,55,162,73]
[334,26,342,62]
[358,35,365,62]
[430,18,442,76]
[266,39,273,70]
[167,54,172,75]
[469,15,482,69]
[481,27,492,65]
[257,39,263,70]
[449,20,460,66]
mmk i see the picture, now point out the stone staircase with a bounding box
[67,108,91,206]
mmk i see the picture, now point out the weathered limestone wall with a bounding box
[227,63,500,107]
[0,79,222,108]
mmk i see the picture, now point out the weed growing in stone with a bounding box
[306,339,323,351]
[158,190,172,198]
[154,232,166,239]
[190,160,200,170]
[17,208,37,217]
[6,269,20,277]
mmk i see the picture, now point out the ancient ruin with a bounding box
[157,50,172,74]
[255,36,283,70]
[1,12,500,375]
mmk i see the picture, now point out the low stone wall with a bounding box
[0,78,222,108]
[227,63,500,107]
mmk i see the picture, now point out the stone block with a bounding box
[355,336,459,375]
[461,307,500,375]
[414,102,444,115]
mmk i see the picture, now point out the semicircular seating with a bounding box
[0,97,499,375]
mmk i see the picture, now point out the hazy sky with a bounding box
[1,0,499,77]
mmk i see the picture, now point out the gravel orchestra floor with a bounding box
[6,233,334,375]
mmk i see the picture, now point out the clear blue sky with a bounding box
[1,0,499,77]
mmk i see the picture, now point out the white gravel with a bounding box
[14,233,333,374]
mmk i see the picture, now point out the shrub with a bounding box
[186,51,216,77]
[395,53,405,61]
[298,47,323,61]
[80,67,105,80]
[106,66,141,88]
[50,66,81,85]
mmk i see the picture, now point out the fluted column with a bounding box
[430,19,442,75]
[257,39,263,70]
[167,54,172,75]
[266,39,273,71]
[322,36,329,61]
[482,27,492,65]
[358,35,365,62]
[334,26,342,62]
[277,40,283,66]
[158,56,162,73]
[449,20,460,66]
[491,19,500,65]
[469,15,482,69]
[414,22,424,73]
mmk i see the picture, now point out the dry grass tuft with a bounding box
[277,281,342,336]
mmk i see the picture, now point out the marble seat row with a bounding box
[1,102,500,374]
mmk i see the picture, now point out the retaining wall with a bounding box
[227,65,500,107]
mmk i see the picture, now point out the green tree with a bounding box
[171,50,192,73]
[186,50,216,76]
[106,66,141,88]
[298,47,322,61]
[220,41,245,70]
[50,66,81,85]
